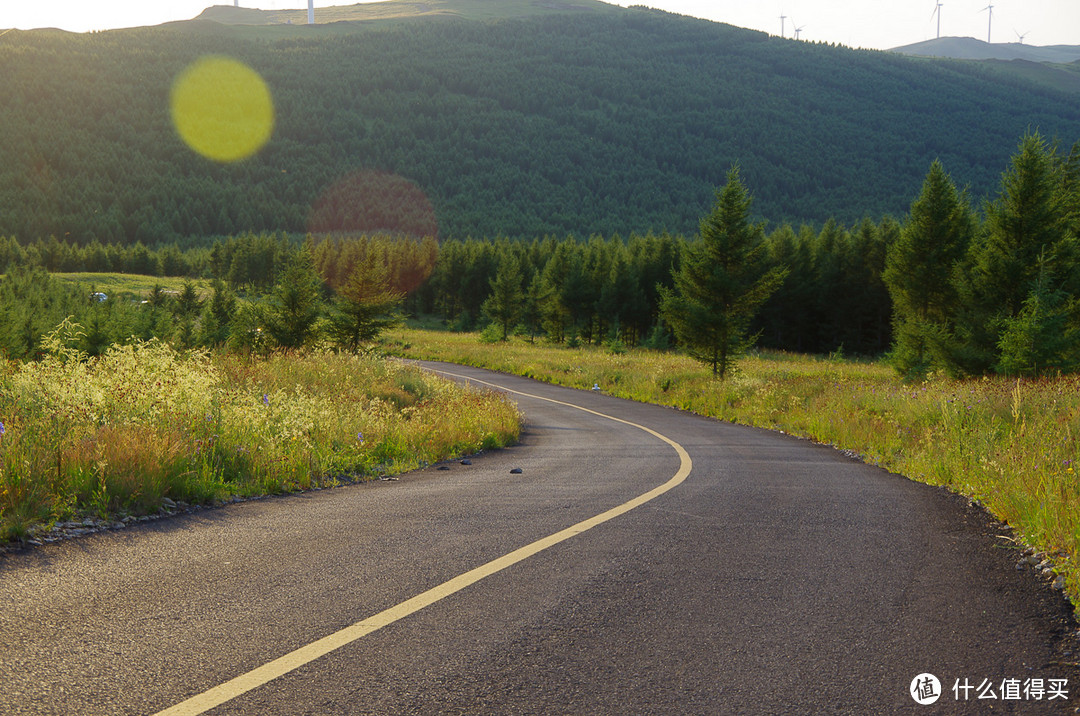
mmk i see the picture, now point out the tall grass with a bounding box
[387,328,1079,608]
[0,321,520,543]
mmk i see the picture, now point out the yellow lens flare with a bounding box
[171,56,274,163]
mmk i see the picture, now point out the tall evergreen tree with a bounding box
[259,250,324,351]
[481,253,524,341]
[883,160,975,377]
[659,166,787,378]
[198,279,238,348]
[996,257,1079,376]
[958,132,1077,372]
[327,253,404,352]
[520,270,548,344]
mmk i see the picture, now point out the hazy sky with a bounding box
[5,0,1080,50]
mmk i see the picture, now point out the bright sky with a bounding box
[5,0,1080,50]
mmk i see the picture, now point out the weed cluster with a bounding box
[0,323,521,543]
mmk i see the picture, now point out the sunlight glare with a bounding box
[170,56,274,163]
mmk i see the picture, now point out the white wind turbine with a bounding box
[308,0,315,24]
[779,13,787,38]
[1014,29,1029,44]
[982,3,993,43]
[930,1,943,39]
[794,23,805,40]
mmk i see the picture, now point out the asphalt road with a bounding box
[0,361,1076,714]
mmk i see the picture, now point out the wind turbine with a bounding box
[794,23,805,40]
[779,13,787,39]
[1014,29,1029,44]
[930,1,943,39]
[982,3,993,43]
[308,0,315,25]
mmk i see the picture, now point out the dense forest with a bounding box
[0,221,894,360]
[3,5,1080,242]
[2,130,1076,378]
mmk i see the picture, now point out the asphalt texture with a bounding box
[0,360,1077,715]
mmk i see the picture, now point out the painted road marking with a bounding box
[154,369,692,716]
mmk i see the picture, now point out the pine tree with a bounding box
[520,270,548,344]
[174,281,203,321]
[996,257,1078,376]
[327,253,404,352]
[883,160,975,377]
[958,132,1076,372]
[481,252,524,340]
[198,280,238,348]
[259,250,324,351]
[659,166,787,378]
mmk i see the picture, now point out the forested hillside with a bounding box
[2,4,1079,242]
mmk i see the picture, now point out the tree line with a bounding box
[0,132,1077,378]
[885,133,1080,377]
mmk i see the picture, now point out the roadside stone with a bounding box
[161,497,177,509]
[510,468,523,474]
[1052,575,1066,590]
[460,459,472,465]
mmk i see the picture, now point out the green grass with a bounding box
[386,328,1080,610]
[52,273,210,298]
[0,322,521,544]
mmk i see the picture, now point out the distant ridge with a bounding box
[890,36,1080,63]
[195,0,620,26]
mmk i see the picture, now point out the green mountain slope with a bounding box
[1,4,1078,242]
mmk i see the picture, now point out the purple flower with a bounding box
[357,432,364,445]
[0,421,5,437]
[262,394,270,406]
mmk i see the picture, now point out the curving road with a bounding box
[0,361,1076,714]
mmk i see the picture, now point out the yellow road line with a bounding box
[154,370,692,716]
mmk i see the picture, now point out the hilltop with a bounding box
[195,0,621,26]
[0,2,1078,242]
[890,36,1080,63]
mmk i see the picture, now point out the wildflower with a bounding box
[262,394,270,406]
[0,421,4,436]
[357,432,364,445]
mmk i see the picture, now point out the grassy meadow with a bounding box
[387,327,1080,607]
[0,321,521,544]
[52,272,210,297]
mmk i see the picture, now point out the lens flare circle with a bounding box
[171,55,274,163]
[307,170,438,239]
